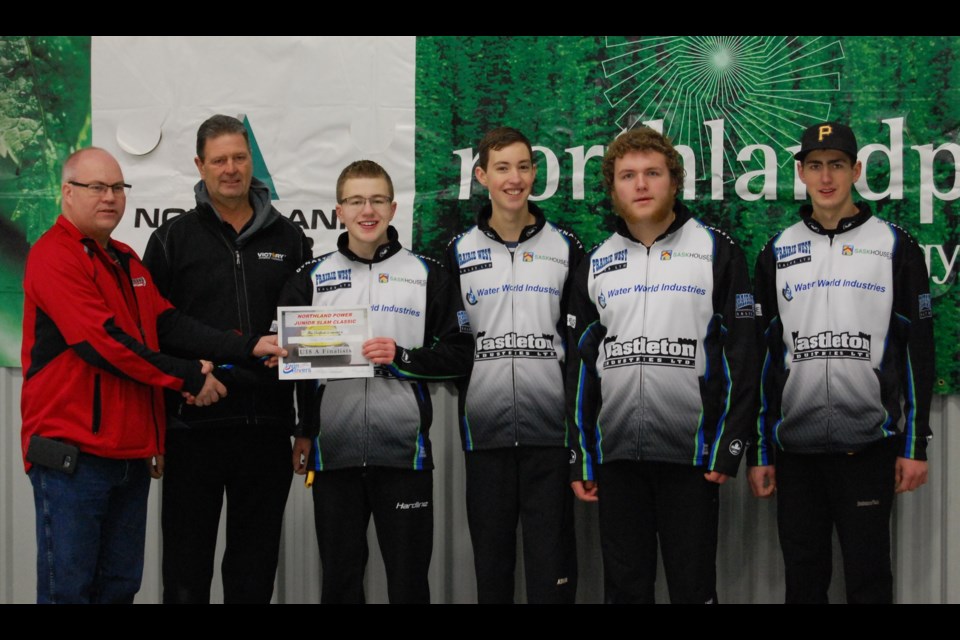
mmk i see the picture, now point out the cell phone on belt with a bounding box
[26,436,79,474]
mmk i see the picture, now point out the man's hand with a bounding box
[362,337,397,365]
[748,465,776,498]
[895,457,928,493]
[571,480,598,502]
[182,360,213,404]
[704,470,729,485]
[293,437,312,475]
[147,455,165,479]
[189,371,227,407]
[253,335,288,367]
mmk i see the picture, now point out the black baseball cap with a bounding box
[795,122,858,162]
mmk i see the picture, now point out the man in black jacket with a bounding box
[143,114,312,603]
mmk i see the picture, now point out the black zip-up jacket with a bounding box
[143,177,312,431]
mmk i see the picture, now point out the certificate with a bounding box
[277,306,374,380]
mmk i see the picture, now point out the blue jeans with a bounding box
[29,453,151,604]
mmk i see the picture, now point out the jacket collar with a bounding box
[193,176,278,245]
[337,225,402,264]
[55,215,135,259]
[476,202,547,244]
[799,201,872,235]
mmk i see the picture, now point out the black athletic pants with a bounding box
[597,460,719,604]
[312,466,433,604]
[464,447,577,604]
[776,438,897,604]
[161,427,293,604]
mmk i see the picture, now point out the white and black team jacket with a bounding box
[447,204,584,451]
[567,203,758,480]
[281,228,474,471]
[751,203,934,465]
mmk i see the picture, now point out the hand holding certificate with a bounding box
[277,306,374,380]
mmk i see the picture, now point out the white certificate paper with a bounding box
[277,306,374,380]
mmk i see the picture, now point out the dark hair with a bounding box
[336,160,394,202]
[196,114,249,161]
[601,127,686,195]
[477,126,534,171]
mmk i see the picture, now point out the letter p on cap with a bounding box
[818,125,833,141]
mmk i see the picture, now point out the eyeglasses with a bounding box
[68,181,132,196]
[339,195,392,211]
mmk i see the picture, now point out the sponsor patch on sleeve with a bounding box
[567,313,577,329]
[736,293,755,319]
[919,293,932,319]
[457,310,472,333]
[754,303,763,317]
[728,439,743,456]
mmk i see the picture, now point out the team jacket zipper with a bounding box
[509,246,520,446]
[636,244,650,460]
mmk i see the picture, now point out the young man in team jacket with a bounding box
[567,127,758,603]
[284,160,473,603]
[749,122,934,603]
[447,127,584,603]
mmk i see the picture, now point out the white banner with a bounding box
[92,36,416,258]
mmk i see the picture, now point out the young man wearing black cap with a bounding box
[750,122,935,603]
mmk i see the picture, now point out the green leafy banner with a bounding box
[0,36,90,366]
[414,36,960,393]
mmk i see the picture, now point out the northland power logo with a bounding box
[791,330,871,362]
[457,248,493,274]
[775,240,812,269]
[243,115,279,200]
[314,268,352,292]
[475,332,556,360]
[592,249,628,275]
[133,115,347,233]
[602,335,697,369]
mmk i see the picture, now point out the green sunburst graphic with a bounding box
[602,36,844,177]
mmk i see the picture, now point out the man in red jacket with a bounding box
[21,147,282,604]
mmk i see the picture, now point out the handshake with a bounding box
[182,335,287,407]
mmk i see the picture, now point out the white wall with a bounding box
[2,368,956,603]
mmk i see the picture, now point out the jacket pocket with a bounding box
[92,373,102,434]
